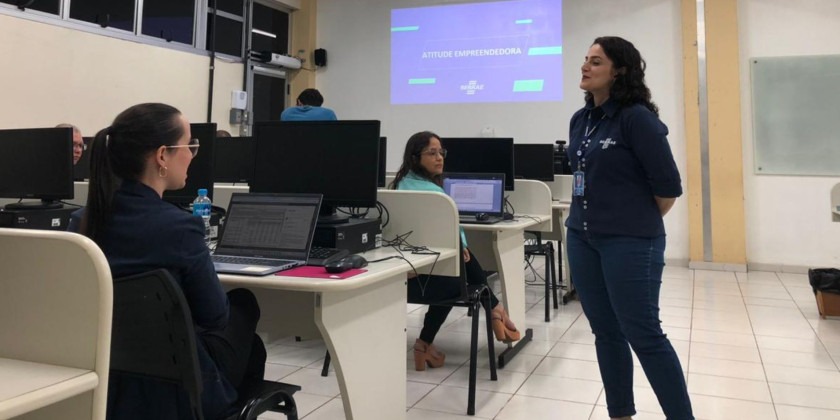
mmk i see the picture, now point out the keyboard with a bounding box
[211,255,291,267]
[307,246,350,266]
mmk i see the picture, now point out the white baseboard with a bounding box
[688,261,748,272]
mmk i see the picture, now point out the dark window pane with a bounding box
[0,0,59,15]
[207,14,242,57]
[251,3,288,55]
[213,0,242,16]
[142,0,195,44]
[70,0,134,32]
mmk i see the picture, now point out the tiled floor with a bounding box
[260,264,840,419]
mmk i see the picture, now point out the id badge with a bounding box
[573,170,585,196]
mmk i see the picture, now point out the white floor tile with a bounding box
[764,364,840,388]
[547,342,599,362]
[532,357,602,381]
[414,384,512,418]
[760,348,838,370]
[689,393,776,420]
[280,367,341,398]
[687,373,772,402]
[516,374,603,404]
[496,395,594,420]
[770,382,840,410]
[776,405,840,420]
[690,341,762,363]
[441,365,530,394]
[688,356,766,381]
[300,397,345,420]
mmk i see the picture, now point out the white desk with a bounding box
[222,190,460,420]
[460,179,553,367]
[0,230,112,420]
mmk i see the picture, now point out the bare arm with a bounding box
[655,196,676,217]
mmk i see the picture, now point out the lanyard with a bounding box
[576,111,606,171]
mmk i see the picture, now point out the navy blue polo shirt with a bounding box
[565,98,682,238]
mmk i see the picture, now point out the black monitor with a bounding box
[163,123,216,206]
[0,127,74,209]
[213,136,255,183]
[378,137,387,188]
[251,120,381,224]
[73,136,94,181]
[439,137,515,191]
[514,144,555,181]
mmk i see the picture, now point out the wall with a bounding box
[738,0,840,269]
[0,13,244,137]
[315,0,689,260]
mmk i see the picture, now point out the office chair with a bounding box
[111,269,301,420]
[319,252,498,415]
[524,231,561,322]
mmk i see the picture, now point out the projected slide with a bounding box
[391,0,563,105]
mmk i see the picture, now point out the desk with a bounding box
[546,201,576,302]
[0,230,112,420]
[223,190,460,420]
[460,180,553,367]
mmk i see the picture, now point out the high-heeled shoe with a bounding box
[413,338,445,371]
[491,308,521,343]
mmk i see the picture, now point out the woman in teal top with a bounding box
[390,131,520,371]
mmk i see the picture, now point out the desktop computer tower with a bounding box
[0,206,79,231]
[313,218,381,254]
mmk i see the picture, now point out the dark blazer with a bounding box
[70,180,237,419]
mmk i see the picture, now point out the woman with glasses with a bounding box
[390,131,520,371]
[68,103,266,419]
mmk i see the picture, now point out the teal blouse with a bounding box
[396,171,468,248]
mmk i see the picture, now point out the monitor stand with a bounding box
[4,200,63,210]
[317,205,349,225]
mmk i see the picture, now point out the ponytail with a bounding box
[80,127,119,243]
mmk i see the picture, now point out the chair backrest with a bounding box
[110,269,204,420]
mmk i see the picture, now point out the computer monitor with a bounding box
[514,144,554,181]
[73,136,94,181]
[213,136,255,183]
[439,137,515,191]
[251,120,381,224]
[378,137,387,188]
[163,123,216,206]
[0,127,74,209]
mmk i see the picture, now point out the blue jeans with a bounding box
[567,228,693,420]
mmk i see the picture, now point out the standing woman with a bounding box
[390,131,520,371]
[566,37,693,420]
[69,103,266,419]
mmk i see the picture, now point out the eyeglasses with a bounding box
[420,148,447,158]
[73,143,87,151]
[165,138,200,157]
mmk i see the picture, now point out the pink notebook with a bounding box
[276,265,367,279]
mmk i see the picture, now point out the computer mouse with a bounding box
[324,255,368,274]
[475,213,490,221]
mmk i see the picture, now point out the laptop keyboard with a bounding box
[212,255,291,267]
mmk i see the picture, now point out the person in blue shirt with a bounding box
[566,37,693,420]
[69,103,266,419]
[390,131,520,371]
[279,88,338,121]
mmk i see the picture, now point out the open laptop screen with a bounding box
[216,194,321,260]
[442,173,505,216]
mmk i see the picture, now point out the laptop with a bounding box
[212,193,322,276]
[442,172,506,225]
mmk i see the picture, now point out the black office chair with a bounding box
[111,269,301,420]
[319,253,498,416]
[524,231,561,322]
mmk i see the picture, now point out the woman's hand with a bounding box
[654,196,676,217]
[463,248,471,263]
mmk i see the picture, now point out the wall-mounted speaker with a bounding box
[314,48,327,67]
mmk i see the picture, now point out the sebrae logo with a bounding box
[460,80,485,95]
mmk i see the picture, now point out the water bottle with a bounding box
[192,188,212,246]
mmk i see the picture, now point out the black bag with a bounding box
[808,268,840,294]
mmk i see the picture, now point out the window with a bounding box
[251,2,288,55]
[142,0,195,44]
[214,0,243,16]
[0,0,59,15]
[207,13,243,57]
[70,0,134,32]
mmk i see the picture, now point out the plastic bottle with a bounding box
[192,188,212,246]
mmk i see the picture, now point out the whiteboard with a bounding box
[751,55,840,176]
